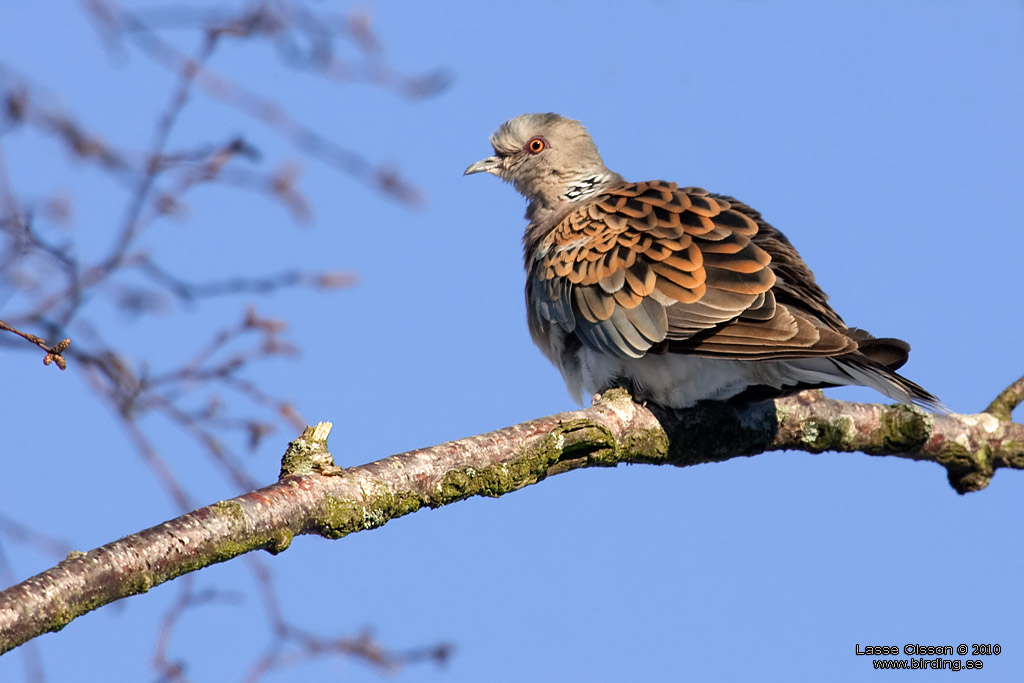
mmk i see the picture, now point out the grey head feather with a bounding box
[465,113,624,228]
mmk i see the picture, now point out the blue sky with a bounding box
[1,1,1022,681]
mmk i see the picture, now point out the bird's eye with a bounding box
[525,137,547,154]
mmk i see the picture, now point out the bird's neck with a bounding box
[521,170,623,226]
[521,171,624,267]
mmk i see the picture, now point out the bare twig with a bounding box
[0,319,70,369]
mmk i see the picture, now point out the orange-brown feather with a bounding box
[530,181,863,361]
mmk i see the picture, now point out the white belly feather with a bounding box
[571,346,899,408]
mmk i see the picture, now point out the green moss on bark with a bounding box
[880,404,931,451]
[621,427,670,464]
[797,415,856,453]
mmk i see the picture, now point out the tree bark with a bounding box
[2,386,1023,654]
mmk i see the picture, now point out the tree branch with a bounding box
[2,388,1022,654]
[985,373,1024,422]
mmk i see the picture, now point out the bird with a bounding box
[465,113,941,410]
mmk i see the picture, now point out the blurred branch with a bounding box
[80,0,437,206]
[151,577,242,682]
[241,557,452,681]
[0,0,451,675]
[3,386,1022,654]
[0,0,403,506]
[136,256,355,303]
[0,515,73,561]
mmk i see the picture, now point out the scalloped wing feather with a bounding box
[529,182,856,360]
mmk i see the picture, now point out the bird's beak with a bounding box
[464,155,502,176]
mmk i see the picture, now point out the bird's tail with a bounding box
[828,354,946,412]
[847,328,910,370]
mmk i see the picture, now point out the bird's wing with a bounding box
[529,181,857,360]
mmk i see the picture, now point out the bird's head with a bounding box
[465,113,622,222]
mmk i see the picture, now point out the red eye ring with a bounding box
[525,136,547,154]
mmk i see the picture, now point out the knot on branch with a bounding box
[931,412,1000,495]
[946,466,992,495]
[279,421,340,478]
